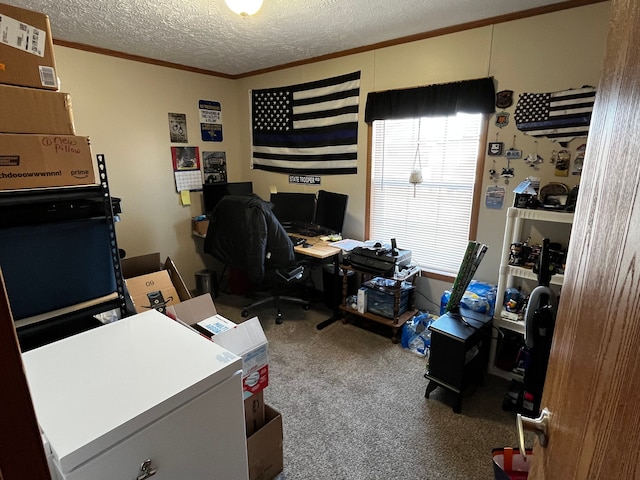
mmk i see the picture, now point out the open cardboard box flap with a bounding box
[121,253,191,302]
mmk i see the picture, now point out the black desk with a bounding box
[424,309,492,413]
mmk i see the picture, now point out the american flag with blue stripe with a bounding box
[251,71,360,175]
[514,86,596,146]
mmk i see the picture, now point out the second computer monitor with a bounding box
[269,192,316,226]
[314,190,348,233]
[202,182,253,215]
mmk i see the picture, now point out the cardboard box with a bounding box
[214,317,269,398]
[247,405,283,480]
[121,253,192,303]
[0,3,58,90]
[125,270,181,314]
[0,134,94,190]
[192,218,209,236]
[0,84,75,134]
[244,389,265,437]
[166,292,219,327]
[168,294,270,398]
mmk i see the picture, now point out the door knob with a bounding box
[516,407,551,460]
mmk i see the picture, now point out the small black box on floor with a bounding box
[424,309,492,413]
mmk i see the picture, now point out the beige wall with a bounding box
[53,2,610,301]
[54,47,241,287]
[237,2,610,305]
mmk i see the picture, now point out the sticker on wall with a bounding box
[168,113,188,143]
[485,185,506,209]
[199,100,223,142]
[202,151,227,184]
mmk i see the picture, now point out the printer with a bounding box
[347,241,412,277]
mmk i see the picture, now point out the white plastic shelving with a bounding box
[488,207,574,381]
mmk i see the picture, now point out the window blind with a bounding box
[370,114,483,276]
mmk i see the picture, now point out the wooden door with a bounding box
[0,273,51,479]
[530,0,640,477]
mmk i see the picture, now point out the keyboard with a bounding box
[294,224,334,237]
[288,235,306,246]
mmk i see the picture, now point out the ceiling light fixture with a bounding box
[225,0,263,16]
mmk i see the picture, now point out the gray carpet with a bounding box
[213,292,525,480]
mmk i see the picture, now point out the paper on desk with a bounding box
[329,238,365,252]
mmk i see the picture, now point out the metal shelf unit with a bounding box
[0,155,128,350]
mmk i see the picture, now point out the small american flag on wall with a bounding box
[514,86,596,146]
[251,71,361,175]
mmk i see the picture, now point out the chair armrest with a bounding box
[276,265,305,282]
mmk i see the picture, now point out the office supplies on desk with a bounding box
[290,222,334,237]
[329,238,365,252]
[288,235,306,246]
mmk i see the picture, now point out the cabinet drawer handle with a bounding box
[137,459,157,479]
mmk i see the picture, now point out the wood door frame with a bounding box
[0,272,51,479]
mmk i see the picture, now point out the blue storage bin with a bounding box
[363,277,414,319]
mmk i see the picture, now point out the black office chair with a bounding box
[204,194,310,323]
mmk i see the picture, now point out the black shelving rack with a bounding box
[0,154,129,350]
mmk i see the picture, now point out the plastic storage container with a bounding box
[363,277,413,319]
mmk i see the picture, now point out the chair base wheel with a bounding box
[303,304,310,310]
[241,310,249,317]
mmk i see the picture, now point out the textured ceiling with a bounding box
[8,0,578,76]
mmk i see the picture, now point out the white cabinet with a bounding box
[22,310,250,480]
[488,207,573,380]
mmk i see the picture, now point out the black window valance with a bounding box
[364,77,495,122]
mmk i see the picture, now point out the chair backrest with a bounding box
[204,194,295,285]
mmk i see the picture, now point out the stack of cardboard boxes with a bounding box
[122,253,285,480]
[168,293,285,480]
[0,3,95,190]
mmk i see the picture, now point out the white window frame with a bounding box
[367,113,487,279]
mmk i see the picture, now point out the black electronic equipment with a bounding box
[288,235,306,246]
[269,192,316,227]
[314,190,348,234]
[202,182,253,215]
[348,244,411,277]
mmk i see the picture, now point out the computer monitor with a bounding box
[202,182,253,215]
[314,190,348,233]
[269,192,316,226]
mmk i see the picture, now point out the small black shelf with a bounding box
[424,310,492,413]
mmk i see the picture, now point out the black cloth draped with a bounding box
[364,77,495,122]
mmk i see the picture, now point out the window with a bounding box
[369,113,485,278]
